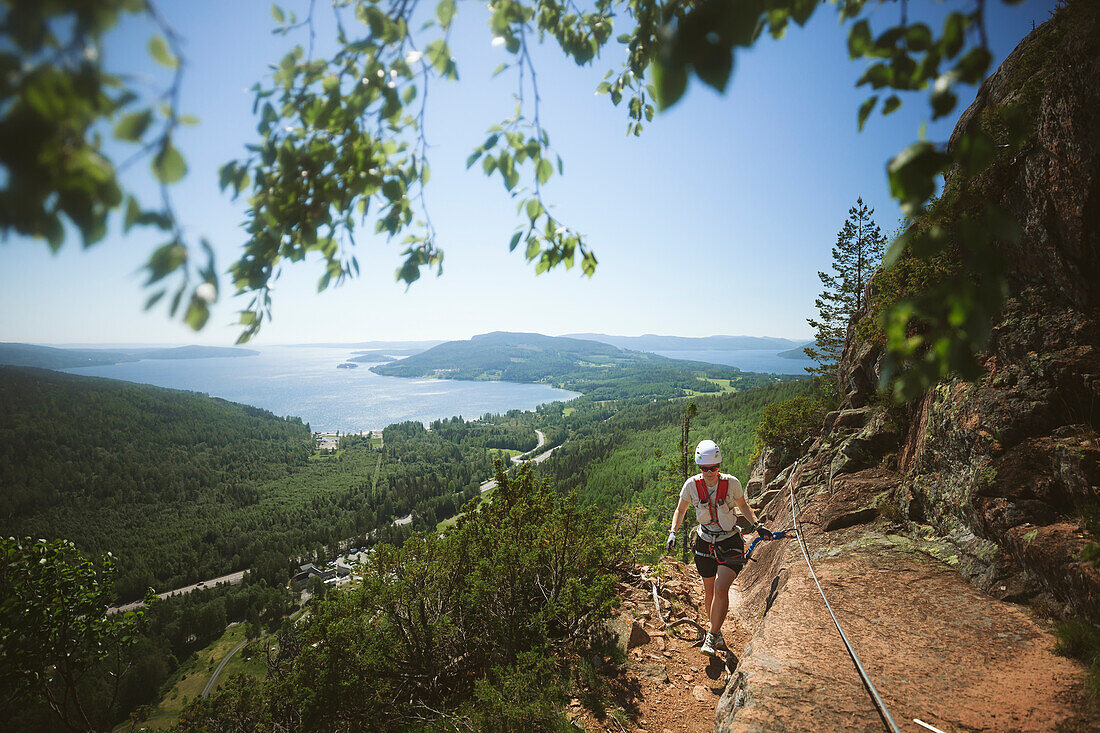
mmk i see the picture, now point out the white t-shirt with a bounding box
[679,472,744,539]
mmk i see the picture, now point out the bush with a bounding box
[1054,618,1100,707]
[751,394,831,464]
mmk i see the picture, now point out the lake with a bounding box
[64,346,580,433]
[653,349,812,376]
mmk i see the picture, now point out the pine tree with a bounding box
[806,197,887,388]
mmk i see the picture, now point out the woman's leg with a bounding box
[709,565,738,634]
[702,574,715,621]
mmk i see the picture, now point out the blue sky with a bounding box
[0,0,1058,345]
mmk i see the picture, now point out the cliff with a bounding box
[714,2,1100,729]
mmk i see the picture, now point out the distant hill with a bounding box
[564,333,803,351]
[350,350,398,363]
[0,342,257,369]
[371,331,800,399]
[0,343,137,368]
[777,342,814,360]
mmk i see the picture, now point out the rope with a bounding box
[786,463,902,733]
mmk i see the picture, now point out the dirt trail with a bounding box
[570,558,747,733]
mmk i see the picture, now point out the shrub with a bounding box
[751,394,831,465]
[180,465,624,731]
[1054,619,1100,708]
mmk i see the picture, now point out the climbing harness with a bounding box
[694,528,794,567]
[785,460,903,733]
[694,476,729,506]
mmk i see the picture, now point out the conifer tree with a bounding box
[805,198,887,388]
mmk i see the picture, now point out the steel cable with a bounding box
[786,462,903,733]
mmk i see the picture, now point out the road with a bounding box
[510,429,547,463]
[482,429,559,493]
[202,638,249,698]
[110,569,248,614]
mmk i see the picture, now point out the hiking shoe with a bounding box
[701,631,720,657]
[713,631,728,651]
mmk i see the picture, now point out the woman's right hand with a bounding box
[666,530,677,553]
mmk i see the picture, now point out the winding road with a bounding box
[202,638,249,698]
[482,429,560,493]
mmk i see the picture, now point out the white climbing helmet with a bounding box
[694,439,722,466]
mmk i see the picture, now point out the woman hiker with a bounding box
[666,439,772,657]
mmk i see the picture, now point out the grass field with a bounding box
[488,448,522,462]
[126,623,264,730]
[436,488,494,532]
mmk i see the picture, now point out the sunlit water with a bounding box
[64,346,580,433]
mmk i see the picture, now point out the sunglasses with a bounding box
[700,465,720,472]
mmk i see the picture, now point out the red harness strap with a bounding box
[694,476,728,521]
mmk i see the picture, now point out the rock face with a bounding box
[835,0,1100,620]
[714,4,1100,730]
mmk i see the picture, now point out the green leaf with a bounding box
[930,87,957,119]
[271,4,285,23]
[436,0,456,30]
[124,197,141,233]
[524,237,540,261]
[857,63,891,89]
[858,96,877,131]
[525,198,542,223]
[882,95,901,115]
[652,60,688,111]
[537,158,553,186]
[887,142,949,216]
[693,42,733,93]
[848,20,871,59]
[184,299,210,330]
[425,39,451,76]
[508,231,523,252]
[148,36,178,68]
[113,109,153,142]
[941,13,967,58]
[144,290,166,310]
[905,24,932,52]
[790,0,817,26]
[954,47,992,84]
[145,242,187,285]
[152,141,187,184]
[178,114,199,126]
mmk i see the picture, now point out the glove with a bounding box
[753,523,773,540]
[666,530,677,553]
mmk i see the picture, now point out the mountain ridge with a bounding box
[370,331,800,399]
[564,332,804,351]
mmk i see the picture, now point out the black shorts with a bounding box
[693,532,746,578]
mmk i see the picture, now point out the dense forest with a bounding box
[0,367,535,599]
[4,551,297,733]
[539,380,817,516]
[179,468,628,732]
[371,331,795,399]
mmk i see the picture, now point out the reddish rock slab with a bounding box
[716,544,1088,732]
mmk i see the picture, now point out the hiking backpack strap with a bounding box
[694,477,730,518]
[694,477,709,504]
